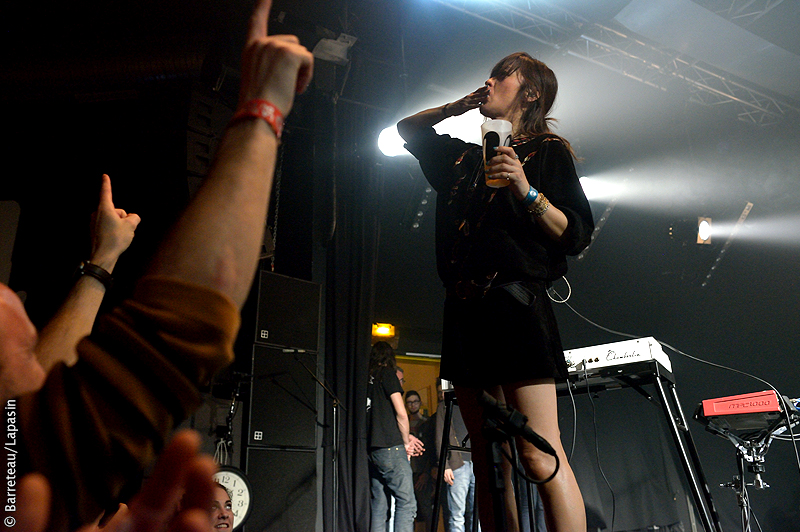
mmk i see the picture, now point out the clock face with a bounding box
[213,466,253,530]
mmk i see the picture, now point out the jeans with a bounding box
[369,446,417,532]
[446,460,478,532]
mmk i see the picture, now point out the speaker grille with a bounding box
[244,447,316,532]
[254,271,320,351]
[248,345,317,448]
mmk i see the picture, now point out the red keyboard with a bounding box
[699,390,783,431]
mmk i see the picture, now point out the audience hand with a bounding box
[238,0,314,117]
[443,468,455,486]
[406,434,425,457]
[15,430,217,532]
[90,174,141,271]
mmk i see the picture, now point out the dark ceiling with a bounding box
[2,1,799,530]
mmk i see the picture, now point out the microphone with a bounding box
[479,391,557,457]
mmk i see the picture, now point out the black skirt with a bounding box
[440,280,569,388]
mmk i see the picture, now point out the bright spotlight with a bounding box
[697,217,712,244]
[432,109,483,144]
[378,126,411,157]
[579,176,624,202]
[379,108,485,157]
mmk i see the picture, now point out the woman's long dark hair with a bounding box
[368,341,397,377]
[490,52,576,156]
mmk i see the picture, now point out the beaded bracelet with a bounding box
[528,193,550,217]
[230,99,284,139]
[522,186,539,207]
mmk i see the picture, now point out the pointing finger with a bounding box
[247,0,273,45]
[100,174,114,210]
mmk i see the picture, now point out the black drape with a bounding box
[321,98,386,532]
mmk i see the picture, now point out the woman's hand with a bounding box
[485,145,528,199]
[398,86,488,140]
[444,86,489,117]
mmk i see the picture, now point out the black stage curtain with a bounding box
[559,388,695,531]
[320,98,385,532]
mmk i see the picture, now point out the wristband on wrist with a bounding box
[231,99,284,139]
[76,261,114,290]
[522,186,539,206]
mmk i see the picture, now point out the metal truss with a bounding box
[432,0,799,125]
[428,0,584,48]
[691,0,785,26]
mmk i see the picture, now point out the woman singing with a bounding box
[397,52,594,531]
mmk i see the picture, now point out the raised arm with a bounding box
[36,174,140,372]
[396,86,488,143]
[146,0,313,308]
[17,2,315,529]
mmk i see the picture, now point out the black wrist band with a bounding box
[77,261,114,290]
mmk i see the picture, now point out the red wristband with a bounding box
[231,99,284,139]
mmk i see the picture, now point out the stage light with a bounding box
[697,217,712,244]
[378,108,484,157]
[378,126,411,157]
[312,33,357,66]
[372,323,396,337]
[579,176,624,202]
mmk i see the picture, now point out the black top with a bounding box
[404,128,594,287]
[366,366,404,450]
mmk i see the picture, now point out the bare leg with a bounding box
[503,379,585,532]
[455,385,520,532]
[455,381,585,532]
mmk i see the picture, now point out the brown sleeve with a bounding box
[19,276,239,531]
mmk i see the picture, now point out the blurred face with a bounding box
[405,394,421,415]
[0,284,45,402]
[210,485,234,529]
[437,384,444,404]
[481,72,524,122]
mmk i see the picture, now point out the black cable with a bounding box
[658,339,800,478]
[751,504,764,532]
[553,291,800,480]
[583,366,616,532]
[479,391,561,485]
[565,379,578,462]
[499,446,559,485]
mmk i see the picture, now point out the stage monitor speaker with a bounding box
[248,345,318,448]
[254,270,320,352]
[244,447,316,532]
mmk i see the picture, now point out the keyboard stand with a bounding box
[558,360,724,532]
